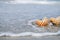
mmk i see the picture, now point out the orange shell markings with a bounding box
[35,18,49,27]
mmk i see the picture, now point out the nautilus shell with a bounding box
[50,16,60,26]
[35,17,49,27]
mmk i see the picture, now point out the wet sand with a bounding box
[0,36,60,40]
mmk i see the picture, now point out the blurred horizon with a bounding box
[0,0,60,1]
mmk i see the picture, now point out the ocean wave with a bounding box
[7,1,58,4]
[0,31,60,37]
[1,0,60,4]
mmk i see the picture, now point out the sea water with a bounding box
[0,0,60,39]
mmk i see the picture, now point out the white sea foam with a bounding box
[0,31,60,37]
[1,0,59,4]
[28,19,45,31]
[9,1,58,4]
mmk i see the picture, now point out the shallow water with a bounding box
[0,1,60,40]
